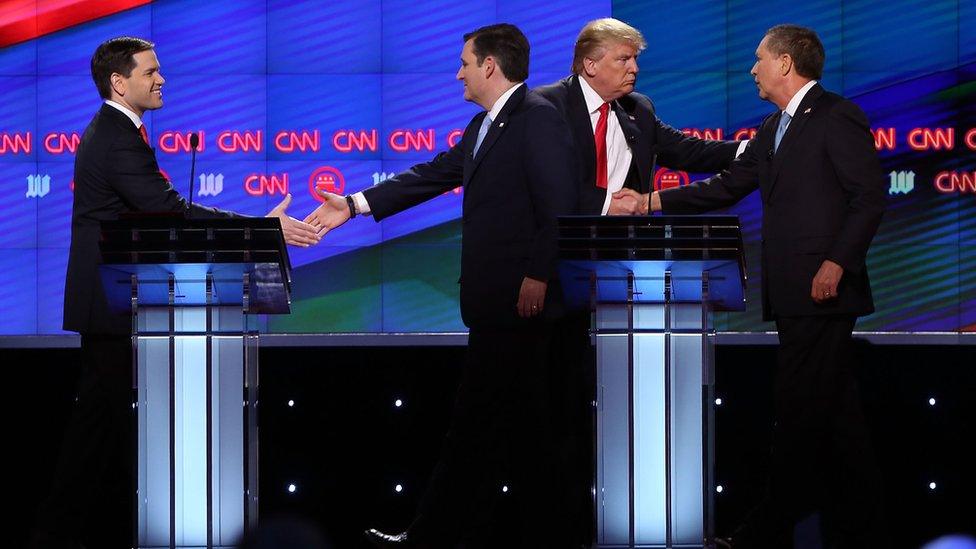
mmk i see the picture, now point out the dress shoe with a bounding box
[364,528,413,548]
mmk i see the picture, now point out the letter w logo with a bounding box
[198,173,224,197]
[888,170,914,195]
[26,174,50,198]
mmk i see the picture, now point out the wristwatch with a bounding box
[345,194,357,218]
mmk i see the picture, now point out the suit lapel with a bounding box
[567,75,597,178]
[470,84,524,179]
[770,83,824,189]
[612,99,647,191]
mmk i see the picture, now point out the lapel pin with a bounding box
[628,115,635,120]
[803,108,812,114]
[498,122,504,127]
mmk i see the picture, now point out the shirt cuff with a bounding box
[735,140,749,158]
[600,192,611,215]
[351,191,372,216]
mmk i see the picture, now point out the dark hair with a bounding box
[462,23,529,82]
[764,24,825,80]
[91,36,155,99]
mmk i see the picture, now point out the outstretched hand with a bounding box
[303,190,352,238]
[266,193,321,247]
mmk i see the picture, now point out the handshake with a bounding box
[264,189,357,248]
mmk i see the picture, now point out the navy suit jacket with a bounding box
[659,84,886,320]
[534,74,739,214]
[64,103,236,335]
[364,85,578,329]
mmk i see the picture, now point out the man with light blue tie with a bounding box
[650,25,887,547]
[305,23,578,548]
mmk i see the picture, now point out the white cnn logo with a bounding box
[888,170,914,195]
[26,174,50,198]
[198,173,224,197]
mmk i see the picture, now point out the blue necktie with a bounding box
[774,111,792,152]
[472,114,492,157]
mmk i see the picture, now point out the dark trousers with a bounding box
[410,325,570,548]
[743,315,885,548]
[33,334,133,548]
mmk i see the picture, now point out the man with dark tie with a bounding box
[533,19,744,544]
[649,25,887,547]
[32,36,318,549]
[305,23,577,549]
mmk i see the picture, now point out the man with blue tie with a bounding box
[650,25,887,547]
[305,23,578,548]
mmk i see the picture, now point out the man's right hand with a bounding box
[609,188,644,215]
[303,190,352,237]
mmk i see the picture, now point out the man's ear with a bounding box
[483,56,495,79]
[582,57,598,78]
[780,54,793,77]
[110,72,126,97]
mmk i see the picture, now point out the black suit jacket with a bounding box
[534,74,739,214]
[64,103,236,335]
[363,85,578,329]
[659,84,886,320]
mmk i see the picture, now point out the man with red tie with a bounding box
[33,37,318,549]
[534,18,744,546]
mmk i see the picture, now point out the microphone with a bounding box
[188,132,200,212]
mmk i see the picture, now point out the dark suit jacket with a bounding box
[534,74,739,214]
[659,84,886,320]
[364,85,578,329]
[64,103,236,335]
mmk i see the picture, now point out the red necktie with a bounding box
[594,102,610,189]
[139,125,150,146]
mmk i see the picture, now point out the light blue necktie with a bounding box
[472,114,492,157]
[774,111,792,152]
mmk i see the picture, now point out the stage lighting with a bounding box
[928,397,936,406]
[287,399,295,407]
[929,482,937,490]
[395,484,403,493]
[714,398,723,406]
[716,485,724,493]
[287,483,296,493]
[395,398,403,408]
[502,485,509,493]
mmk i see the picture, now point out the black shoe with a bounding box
[364,528,413,548]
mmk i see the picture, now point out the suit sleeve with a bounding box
[110,134,237,219]
[658,136,762,214]
[363,143,465,222]
[523,106,578,281]
[646,96,739,173]
[824,100,886,274]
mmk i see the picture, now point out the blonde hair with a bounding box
[572,18,647,74]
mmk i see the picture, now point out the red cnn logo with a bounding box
[652,168,690,191]
[245,173,289,196]
[309,166,346,202]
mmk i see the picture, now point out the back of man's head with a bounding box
[764,24,825,80]
[463,23,530,83]
[91,36,155,99]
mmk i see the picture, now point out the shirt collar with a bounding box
[577,75,608,115]
[486,82,524,121]
[104,100,143,128]
[783,80,818,118]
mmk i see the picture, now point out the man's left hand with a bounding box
[517,277,547,318]
[811,259,843,303]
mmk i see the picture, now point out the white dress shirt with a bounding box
[353,83,525,216]
[578,77,633,215]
